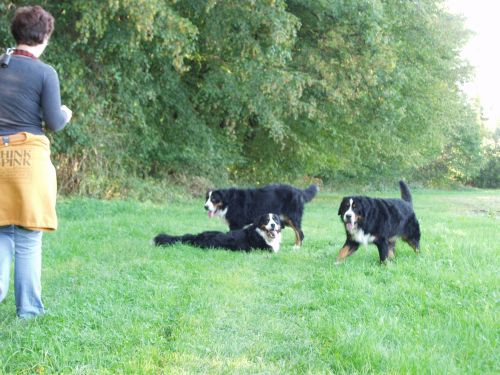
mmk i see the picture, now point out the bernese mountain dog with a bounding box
[153,213,282,252]
[204,184,318,248]
[336,181,421,263]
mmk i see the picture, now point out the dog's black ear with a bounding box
[253,214,263,226]
[338,198,346,215]
[356,198,368,219]
[272,214,281,226]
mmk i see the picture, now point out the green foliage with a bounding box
[473,128,500,188]
[414,97,485,185]
[0,0,489,191]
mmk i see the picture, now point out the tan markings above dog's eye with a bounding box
[352,203,356,208]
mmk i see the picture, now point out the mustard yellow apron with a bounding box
[0,132,57,231]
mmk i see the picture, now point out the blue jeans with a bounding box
[0,225,44,318]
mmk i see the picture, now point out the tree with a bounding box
[0,0,484,193]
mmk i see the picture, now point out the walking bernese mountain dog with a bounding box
[204,184,318,248]
[153,213,282,252]
[336,181,421,263]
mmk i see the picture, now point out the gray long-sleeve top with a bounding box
[0,55,69,135]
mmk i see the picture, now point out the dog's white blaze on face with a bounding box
[204,191,215,214]
[343,198,375,245]
[256,214,282,253]
[343,198,355,226]
[266,214,280,232]
[205,191,227,219]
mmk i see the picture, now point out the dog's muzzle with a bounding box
[344,214,356,231]
[205,204,217,218]
[265,226,281,239]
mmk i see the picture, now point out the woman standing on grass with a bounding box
[0,5,72,318]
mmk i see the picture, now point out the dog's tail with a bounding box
[399,180,413,206]
[153,233,182,246]
[302,184,319,203]
[153,233,201,247]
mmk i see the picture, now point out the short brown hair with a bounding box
[11,5,55,46]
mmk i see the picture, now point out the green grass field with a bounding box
[1,189,498,374]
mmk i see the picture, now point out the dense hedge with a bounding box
[0,0,492,194]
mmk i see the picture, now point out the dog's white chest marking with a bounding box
[351,228,376,245]
[271,235,281,253]
[216,207,228,219]
[256,228,282,253]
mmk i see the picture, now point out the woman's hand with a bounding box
[61,105,73,123]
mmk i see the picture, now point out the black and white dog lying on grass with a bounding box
[204,184,318,248]
[153,213,282,252]
[336,181,421,263]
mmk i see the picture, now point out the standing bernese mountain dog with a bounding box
[336,181,421,263]
[153,213,282,252]
[204,184,318,248]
